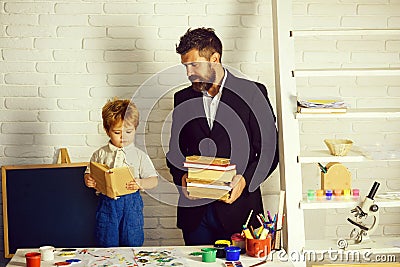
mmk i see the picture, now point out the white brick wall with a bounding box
[0,0,399,261]
[0,0,278,256]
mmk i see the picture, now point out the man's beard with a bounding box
[190,68,216,93]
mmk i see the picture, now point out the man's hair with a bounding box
[102,98,139,132]
[176,27,222,61]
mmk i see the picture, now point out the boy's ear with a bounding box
[210,52,220,63]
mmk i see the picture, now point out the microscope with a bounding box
[337,181,380,249]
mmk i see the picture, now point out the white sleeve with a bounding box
[139,153,158,179]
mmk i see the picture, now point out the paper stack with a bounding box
[184,156,235,200]
[297,98,348,114]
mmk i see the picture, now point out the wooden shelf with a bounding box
[296,108,400,119]
[305,237,400,254]
[298,150,366,163]
[293,68,400,77]
[300,197,400,210]
[300,198,358,209]
[291,29,400,37]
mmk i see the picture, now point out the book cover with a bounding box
[183,162,236,171]
[297,106,347,114]
[90,161,136,199]
[187,183,231,200]
[185,155,230,166]
[188,168,236,183]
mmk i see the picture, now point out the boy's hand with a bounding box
[126,180,140,191]
[222,174,246,204]
[84,174,96,188]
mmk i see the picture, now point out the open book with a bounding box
[90,161,136,199]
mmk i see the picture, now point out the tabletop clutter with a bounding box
[24,156,282,267]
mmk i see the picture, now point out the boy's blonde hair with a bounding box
[102,99,139,132]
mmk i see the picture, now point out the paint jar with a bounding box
[225,246,241,261]
[201,248,216,263]
[25,252,41,267]
[333,189,342,198]
[307,190,316,201]
[343,189,351,199]
[352,189,360,199]
[214,243,228,258]
[326,189,333,200]
[246,235,271,258]
[231,233,246,254]
[39,246,55,261]
[316,189,324,200]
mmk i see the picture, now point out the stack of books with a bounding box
[184,156,236,200]
[297,98,348,114]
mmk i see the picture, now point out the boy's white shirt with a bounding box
[86,141,157,179]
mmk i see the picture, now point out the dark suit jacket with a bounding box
[166,70,279,235]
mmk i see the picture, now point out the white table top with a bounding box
[7,246,295,267]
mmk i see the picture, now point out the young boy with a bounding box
[84,99,158,247]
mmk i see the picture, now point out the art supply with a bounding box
[325,189,333,200]
[318,162,327,173]
[307,189,316,201]
[231,233,246,253]
[242,209,255,239]
[352,188,360,199]
[249,259,268,267]
[201,248,216,262]
[246,235,271,257]
[334,189,342,197]
[65,259,81,263]
[343,189,351,199]
[25,252,41,267]
[39,245,54,261]
[225,246,241,261]
[54,262,71,266]
[316,189,324,200]
[214,242,229,258]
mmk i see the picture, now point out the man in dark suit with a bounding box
[166,27,279,245]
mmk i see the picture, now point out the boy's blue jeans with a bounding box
[96,191,144,247]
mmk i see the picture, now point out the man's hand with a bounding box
[222,174,246,204]
[84,174,96,188]
[181,173,198,200]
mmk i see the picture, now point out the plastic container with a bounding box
[231,233,246,254]
[25,252,41,267]
[201,248,216,263]
[307,190,316,201]
[325,189,333,200]
[225,246,241,261]
[214,243,228,258]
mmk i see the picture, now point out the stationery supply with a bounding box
[184,155,235,200]
[307,188,360,201]
[297,98,348,114]
[90,161,136,199]
[319,162,351,191]
[241,192,285,256]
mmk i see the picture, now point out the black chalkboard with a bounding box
[1,163,99,258]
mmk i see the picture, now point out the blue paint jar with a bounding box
[225,246,241,261]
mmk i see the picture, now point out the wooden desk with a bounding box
[7,246,295,267]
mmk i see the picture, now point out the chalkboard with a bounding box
[1,163,99,258]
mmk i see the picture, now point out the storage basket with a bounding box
[324,139,353,156]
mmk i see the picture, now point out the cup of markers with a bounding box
[241,210,274,257]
